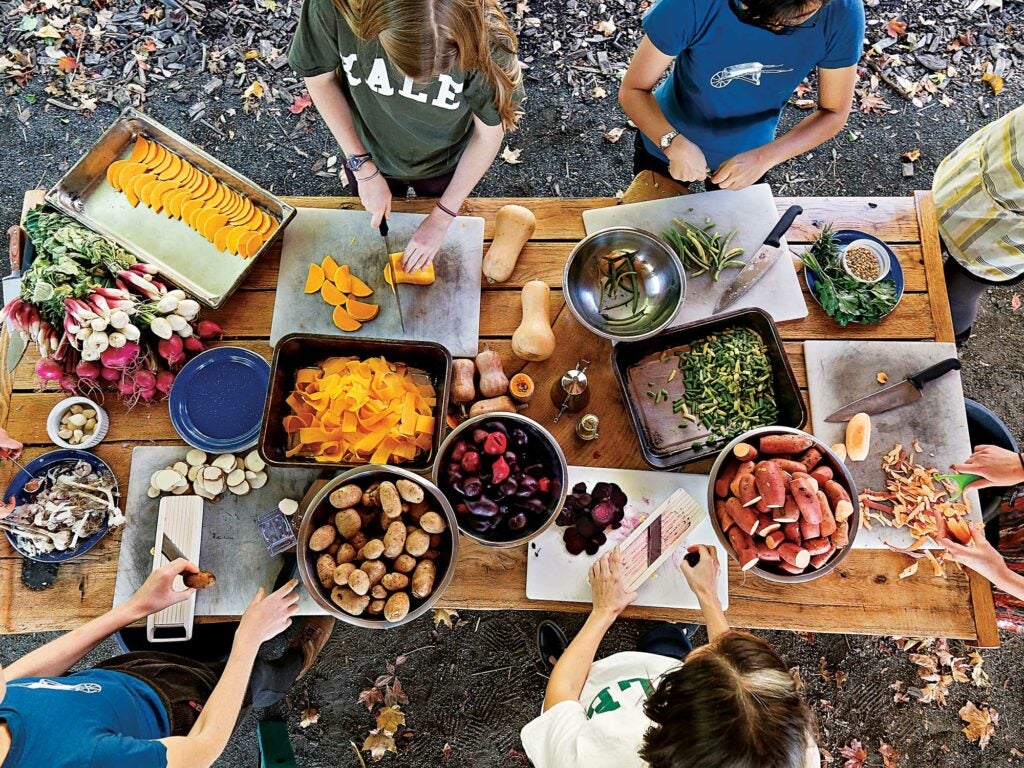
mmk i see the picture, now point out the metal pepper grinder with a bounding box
[551,358,591,423]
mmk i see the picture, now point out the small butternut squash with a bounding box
[509,373,535,403]
[482,204,536,284]
[451,359,476,404]
[475,346,508,398]
[384,252,436,286]
[511,280,556,361]
[469,395,517,417]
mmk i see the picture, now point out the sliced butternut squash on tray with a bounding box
[213,225,233,253]
[129,136,149,163]
[238,231,264,259]
[106,160,129,190]
[305,263,326,293]
[332,304,362,332]
[226,227,250,255]
[142,140,161,166]
[345,298,379,321]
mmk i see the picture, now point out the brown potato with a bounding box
[329,483,363,509]
[331,586,369,616]
[348,568,371,596]
[362,483,381,507]
[336,543,357,564]
[405,528,430,557]
[334,509,362,539]
[333,562,356,586]
[378,481,403,519]
[316,554,336,589]
[395,478,425,504]
[360,559,387,585]
[407,501,430,524]
[309,524,337,552]
[371,584,388,600]
[360,539,385,560]
[393,554,417,574]
[381,572,410,591]
[384,591,410,622]
[421,549,440,561]
[325,540,340,557]
[367,599,386,616]
[429,533,443,549]
[360,509,378,529]
[419,511,447,535]
[411,560,437,599]
[183,571,216,590]
[383,521,407,559]
[348,531,369,551]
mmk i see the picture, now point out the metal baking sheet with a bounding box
[44,108,295,308]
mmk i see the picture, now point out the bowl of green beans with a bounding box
[563,227,686,341]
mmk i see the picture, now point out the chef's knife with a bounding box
[379,219,406,333]
[3,225,26,372]
[824,358,962,423]
[714,205,803,314]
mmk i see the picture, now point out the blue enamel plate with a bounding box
[169,346,271,453]
[804,229,905,323]
[3,449,118,562]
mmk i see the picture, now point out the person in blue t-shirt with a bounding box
[620,0,865,190]
[0,558,334,768]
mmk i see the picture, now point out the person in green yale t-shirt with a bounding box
[289,0,524,273]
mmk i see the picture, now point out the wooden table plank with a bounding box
[914,191,956,345]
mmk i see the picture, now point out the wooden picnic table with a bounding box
[0,189,999,647]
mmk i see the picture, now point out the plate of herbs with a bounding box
[801,227,903,326]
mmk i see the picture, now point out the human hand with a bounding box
[127,558,200,619]
[403,209,451,273]
[934,515,1007,585]
[0,428,23,460]
[680,544,720,601]
[236,579,301,650]
[665,136,710,183]
[710,148,773,190]
[357,167,392,229]
[953,445,1024,491]
[588,547,638,619]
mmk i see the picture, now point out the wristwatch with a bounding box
[344,153,373,172]
[659,130,680,150]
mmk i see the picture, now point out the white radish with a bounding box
[176,323,193,338]
[80,348,100,362]
[166,314,188,332]
[150,316,172,339]
[122,324,141,342]
[90,317,108,332]
[156,295,180,314]
[75,328,92,342]
[176,299,200,320]
[109,310,131,330]
[107,332,127,349]
[84,332,109,355]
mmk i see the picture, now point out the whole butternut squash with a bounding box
[451,359,476,404]
[475,346,508,398]
[512,280,557,361]
[482,205,536,284]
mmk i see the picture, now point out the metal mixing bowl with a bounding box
[563,227,685,341]
[706,426,859,584]
[296,465,459,629]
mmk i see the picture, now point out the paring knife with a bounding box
[3,225,27,373]
[824,358,962,423]
[379,219,406,333]
[160,532,188,563]
[714,204,803,314]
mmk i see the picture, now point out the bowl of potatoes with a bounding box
[297,465,459,628]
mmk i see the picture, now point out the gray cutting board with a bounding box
[582,184,807,326]
[269,208,484,356]
[112,446,329,617]
[804,341,981,550]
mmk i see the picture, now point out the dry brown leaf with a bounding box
[376,705,406,735]
[886,18,908,37]
[592,85,607,99]
[901,149,920,162]
[299,707,319,728]
[878,740,900,768]
[603,126,626,143]
[982,71,1004,95]
[969,651,991,688]
[433,608,459,628]
[442,742,453,762]
[363,729,398,762]
[859,91,891,114]
[594,19,616,36]
[289,92,313,115]
[1011,294,1021,311]
[839,739,868,768]
[358,686,383,710]
[959,701,998,750]
[501,146,522,165]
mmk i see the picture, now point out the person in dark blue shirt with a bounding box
[0,559,333,768]
[620,0,864,190]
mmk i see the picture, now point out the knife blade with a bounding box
[379,219,406,333]
[3,225,26,373]
[160,532,188,563]
[824,358,962,422]
[714,204,803,314]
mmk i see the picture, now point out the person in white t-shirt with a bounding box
[521,544,821,768]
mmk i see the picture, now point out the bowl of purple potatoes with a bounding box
[432,413,567,548]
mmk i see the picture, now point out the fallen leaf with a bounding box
[501,146,522,165]
[886,18,908,37]
[792,98,817,109]
[839,739,868,768]
[595,18,616,36]
[442,742,453,762]
[901,149,920,163]
[288,92,313,115]
[384,678,409,707]
[299,707,319,728]
[358,686,383,710]
[376,705,406,735]
[959,701,998,750]
[57,55,77,73]
[34,24,63,39]
[592,85,607,98]
[603,126,626,143]
[969,652,991,688]
[433,608,459,628]
[244,49,260,60]
[859,91,891,114]
[982,72,1004,95]
[363,729,398,762]
[243,80,265,100]
[1011,294,1021,311]
[879,740,900,768]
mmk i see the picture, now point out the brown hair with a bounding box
[641,631,813,768]
[331,0,522,128]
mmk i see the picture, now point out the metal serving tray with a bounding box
[44,108,296,309]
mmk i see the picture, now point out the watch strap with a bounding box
[345,153,373,172]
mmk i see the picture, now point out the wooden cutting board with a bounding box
[269,208,484,357]
[582,184,808,326]
[525,466,729,610]
[804,340,981,549]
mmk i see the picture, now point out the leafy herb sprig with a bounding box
[801,225,897,327]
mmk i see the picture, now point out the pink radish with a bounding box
[196,320,223,340]
[35,356,63,382]
[100,341,140,369]
[183,336,204,353]
[158,335,184,364]
[76,361,101,380]
[156,370,175,394]
[100,366,121,383]
[134,369,157,391]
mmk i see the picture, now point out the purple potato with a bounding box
[463,476,483,499]
[507,512,527,531]
[468,498,498,518]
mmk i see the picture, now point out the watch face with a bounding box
[660,132,676,149]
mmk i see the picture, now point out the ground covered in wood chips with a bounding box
[1,0,1023,765]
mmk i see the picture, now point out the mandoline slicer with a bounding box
[147,495,204,643]
[617,489,707,593]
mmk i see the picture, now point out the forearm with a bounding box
[437,120,504,212]
[985,562,1024,602]
[696,591,730,641]
[305,73,367,156]
[619,87,680,149]
[758,107,848,167]
[543,610,616,711]
[4,602,140,680]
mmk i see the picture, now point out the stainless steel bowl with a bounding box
[296,465,459,629]
[563,227,685,341]
[707,426,859,584]
[432,413,568,548]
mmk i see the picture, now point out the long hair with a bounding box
[332,0,522,128]
[640,631,813,768]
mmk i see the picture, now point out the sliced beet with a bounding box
[576,516,597,539]
[572,481,587,495]
[564,527,586,555]
[609,484,627,509]
[590,501,617,526]
[556,508,574,526]
[592,530,607,547]
[584,539,600,556]
[507,512,527,531]
[591,482,612,501]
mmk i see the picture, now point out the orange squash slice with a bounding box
[142,140,161,166]
[180,199,205,227]
[226,227,250,255]
[321,280,347,306]
[321,255,339,281]
[305,263,326,293]
[213,225,234,253]
[106,160,129,190]
[334,265,353,293]
[349,275,373,297]
[115,162,149,191]
[331,304,362,332]
[202,214,229,241]
[345,298,379,321]
[156,153,181,181]
[239,231,264,259]
[129,136,149,163]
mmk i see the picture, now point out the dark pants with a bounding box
[944,256,1024,337]
[637,623,693,660]
[632,132,766,191]
[96,649,303,736]
[343,166,455,199]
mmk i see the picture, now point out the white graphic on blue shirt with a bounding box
[7,679,101,693]
[710,62,794,88]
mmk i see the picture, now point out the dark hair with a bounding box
[729,0,827,31]
[640,631,813,768]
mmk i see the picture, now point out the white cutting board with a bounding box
[269,208,484,356]
[526,467,729,610]
[804,340,981,550]
[582,184,807,326]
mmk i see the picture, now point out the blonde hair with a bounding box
[332,0,522,128]
[641,631,813,768]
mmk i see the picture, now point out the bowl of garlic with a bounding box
[47,397,109,450]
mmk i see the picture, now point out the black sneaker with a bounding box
[290,616,335,680]
[536,620,569,674]
[955,325,973,344]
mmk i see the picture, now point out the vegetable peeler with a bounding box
[935,472,983,502]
